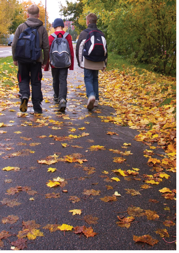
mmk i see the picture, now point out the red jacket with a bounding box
[44,30,74,71]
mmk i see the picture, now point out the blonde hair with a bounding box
[27,4,39,17]
[86,13,97,24]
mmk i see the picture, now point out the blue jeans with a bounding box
[84,68,99,100]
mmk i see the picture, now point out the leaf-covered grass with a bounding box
[0,56,17,86]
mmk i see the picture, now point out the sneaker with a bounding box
[87,95,95,110]
[20,98,28,112]
[54,97,59,104]
[33,102,42,114]
[59,98,66,112]
[94,100,99,107]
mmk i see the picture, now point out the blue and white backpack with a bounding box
[83,28,107,62]
[49,32,71,68]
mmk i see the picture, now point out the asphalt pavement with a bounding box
[0,56,176,250]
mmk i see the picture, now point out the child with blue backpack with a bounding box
[76,13,107,110]
[44,18,74,112]
[12,4,49,114]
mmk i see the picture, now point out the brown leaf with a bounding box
[116,216,135,228]
[27,190,37,196]
[84,215,98,224]
[45,193,60,199]
[43,224,60,232]
[145,210,159,220]
[6,186,23,195]
[2,215,19,224]
[163,220,175,227]
[0,230,12,240]
[83,227,97,238]
[11,238,27,250]
[1,198,21,207]
[106,185,113,190]
[69,196,80,203]
[155,228,169,238]
[100,196,117,202]
[133,235,158,246]
[83,189,101,196]
[74,226,86,234]
[149,199,159,203]
[22,220,40,230]
[125,189,141,196]
[127,206,145,217]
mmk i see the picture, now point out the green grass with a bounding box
[106,52,155,74]
[0,56,17,86]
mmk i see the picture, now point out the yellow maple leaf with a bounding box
[159,187,172,193]
[0,123,5,127]
[14,131,22,134]
[61,143,68,148]
[78,127,86,130]
[112,169,127,177]
[102,170,109,174]
[123,143,131,146]
[69,209,82,215]
[2,166,20,171]
[27,229,44,240]
[46,180,60,188]
[47,167,56,173]
[58,224,73,231]
[158,172,170,179]
[111,177,120,182]
[145,180,160,185]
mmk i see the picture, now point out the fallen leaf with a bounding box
[43,224,60,232]
[155,228,169,238]
[100,196,117,202]
[69,209,82,215]
[145,210,159,220]
[69,196,80,203]
[83,227,97,238]
[1,198,21,207]
[47,167,56,173]
[2,166,20,171]
[163,220,175,227]
[125,189,141,196]
[133,234,158,246]
[58,224,73,231]
[2,215,19,224]
[11,238,27,250]
[113,157,126,163]
[127,206,145,217]
[111,177,120,182]
[83,189,101,196]
[45,193,60,198]
[116,216,135,228]
[27,229,44,240]
[84,215,98,224]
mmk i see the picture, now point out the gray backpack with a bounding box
[50,32,71,68]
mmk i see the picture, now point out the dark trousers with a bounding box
[17,62,43,110]
[51,68,68,101]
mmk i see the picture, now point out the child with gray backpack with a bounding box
[44,18,74,112]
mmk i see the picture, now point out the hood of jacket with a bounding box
[25,18,43,27]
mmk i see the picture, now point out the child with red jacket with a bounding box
[44,18,74,112]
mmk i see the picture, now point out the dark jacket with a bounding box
[76,23,107,70]
[12,18,49,65]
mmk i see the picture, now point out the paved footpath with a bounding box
[0,56,176,250]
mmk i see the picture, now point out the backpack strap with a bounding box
[51,33,57,38]
[63,32,69,39]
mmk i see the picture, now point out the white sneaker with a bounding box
[87,95,95,110]
[94,100,98,107]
